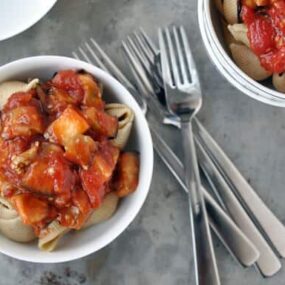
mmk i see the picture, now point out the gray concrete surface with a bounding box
[0,0,285,284]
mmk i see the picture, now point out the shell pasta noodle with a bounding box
[0,197,36,242]
[215,0,285,92]
[105,103,134,150]
[0,69,140,251]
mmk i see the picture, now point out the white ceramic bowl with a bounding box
[198,0,285,107]
[0,56,154,263]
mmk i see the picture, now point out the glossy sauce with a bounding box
[0,70,120,234]
[241,1,285,74]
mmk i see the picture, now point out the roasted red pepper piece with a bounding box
[22,152,76,208]
[45,106,89,145]
[78,73,105,110]
[1,106,45,140]
[64,134,97,168]
[113,152,139,197]
[46,87,78,116]
[3,90,37,112]
[52,70,84,103]
[82,107,118,138]
[80,142,119,207]
[11,193,49,225]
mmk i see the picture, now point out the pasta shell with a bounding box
[222,20,238,51]
[83,192,119,229]
[0,78,39,109]
[228,24,250,47]
[38,221,69,252]
[223,0,239,24]
[0,216,36,243]
[273,73,285,93]
[105,104,134,150]
[0,197,18,219]
[230,43,272,81]
[0,197,35,242]
[214,0,224,14]
[24,78,39,92]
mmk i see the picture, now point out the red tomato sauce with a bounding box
[241,1,285,74]
[0,70,120,235]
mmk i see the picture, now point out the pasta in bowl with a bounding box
[198,0,285,106]
[222,0,285,91]
[0,56,153,263]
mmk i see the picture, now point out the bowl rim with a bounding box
[198,0,285,107]
[0,55,154,263]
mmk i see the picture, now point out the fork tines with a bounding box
[158,26,199,88]
[123,30,164,90]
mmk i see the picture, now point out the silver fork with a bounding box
[72,40,261,268]
[124,28,284,277]
[158,26,219,285]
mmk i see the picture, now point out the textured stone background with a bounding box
[0,0,285,284]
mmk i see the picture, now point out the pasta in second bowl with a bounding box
[198,0,285,106]
[0,56,153,263]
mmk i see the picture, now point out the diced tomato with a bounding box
[11,194,49,225]
[241,1,285,73]
[1,106,45,140]
[52,70,84,103]
[82,107,118,138]
[78,74,105,110]
[64,134,97,168]
[113,152,139,197]
[45,106,89,145]
[248,15,275,55]
[80,142,119,207]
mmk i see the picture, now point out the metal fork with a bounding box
[123,28,284,277]
[158,26,219,285]
[122,31,265,267]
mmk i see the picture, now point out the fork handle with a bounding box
[181,121,221,285]
[149,124,259,267]
[193,118,285,258]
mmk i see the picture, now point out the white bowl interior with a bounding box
[0,56,153,263]
[199,0,285,106]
